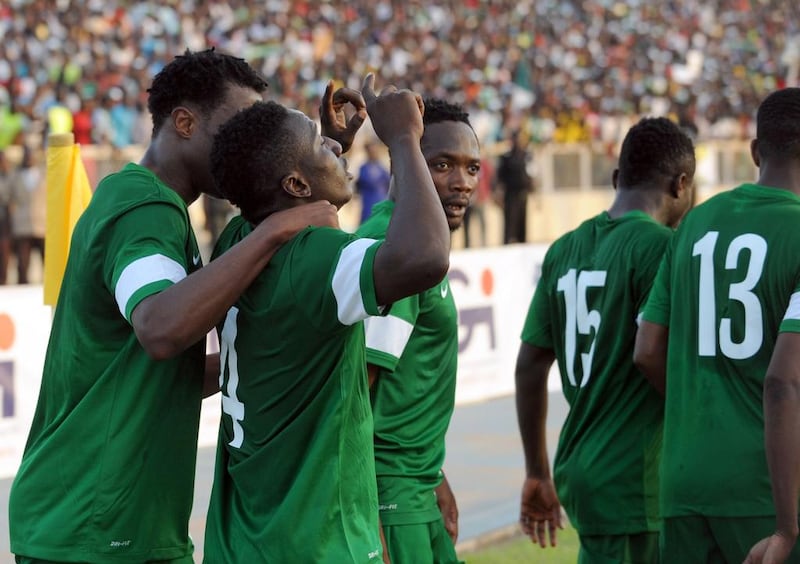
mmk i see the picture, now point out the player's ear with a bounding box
[670,172,688,199]
[281,173,312,199]
[750,139,761,168]
[171,106,195,139]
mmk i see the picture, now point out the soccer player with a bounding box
[635,88,800,564]
[202,77,451,563]
[8,49,358,563]
[357,98,480,563]
[517,117,696,562]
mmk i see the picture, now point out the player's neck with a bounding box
[140,139,198,205]
[607,189,662,221]
[756,163,800,196]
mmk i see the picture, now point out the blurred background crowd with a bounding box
[0,0,798,282]
[1,0,797,150]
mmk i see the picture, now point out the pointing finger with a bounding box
[361,74,376,103]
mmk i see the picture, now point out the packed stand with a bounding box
[0,0,797,151]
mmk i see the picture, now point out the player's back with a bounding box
[655,182,800,517]
[535,210,670,534]
[205,217,382,563]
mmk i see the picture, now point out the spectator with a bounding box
[9,145,46,284]
[72,97,95,146]
[355,138,390,225]
[496,129,533,244]
[0,150,12,284]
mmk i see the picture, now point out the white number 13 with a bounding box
[692,231,767,359]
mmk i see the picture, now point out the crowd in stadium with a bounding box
[0,0,798,150]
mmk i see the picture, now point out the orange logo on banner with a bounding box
[481,268,494,296]
[0,314,15,350]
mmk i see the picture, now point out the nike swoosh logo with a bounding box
[440,284,448,298]
[193,253,201,266]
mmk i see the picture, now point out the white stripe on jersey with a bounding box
[115,254,187,319]
[783,292,800,322]
[364,315,415,359]
[332,238,377,326]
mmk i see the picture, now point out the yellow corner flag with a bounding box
[44,132,93,306]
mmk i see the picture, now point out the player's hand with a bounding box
[319,80,366,154]
[520,476,562,548]
[361,74,424,149]
[259,200,339,243]
[744,532,797,564]
[435,475,459,543]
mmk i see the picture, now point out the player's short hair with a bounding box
[211,101,298,223]
[617,117,695,189]
[147,48,268,136]
[422,98,472,128]
[756,88,800,160]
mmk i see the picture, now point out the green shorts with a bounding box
[382,517,463,564]
[578,532,659,564]
[662,515,800,564]
[16,556,193,564]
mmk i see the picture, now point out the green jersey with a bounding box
[642,183,800,518]
[10,163,204,562]
[356,200,458,526]
[522,211,669,535]
[203,218,384,564]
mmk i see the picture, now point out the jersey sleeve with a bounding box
[291,227,384,331]
[104,202,190,323]
[779,285,800,334]
[364,294,421,371]
[520,249,554,348]
[640,236,674,327]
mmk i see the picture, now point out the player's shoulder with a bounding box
[355,200,394,239]
[94,162,185,213]
[291,226,363,263]
[212,215,250,260]
[545,213,603,256]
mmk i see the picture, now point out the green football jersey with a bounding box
[642,183,800,518]
[521,211,669,535]
[203,218,384,564]
[10,163,204,562]
[356,200,458,526]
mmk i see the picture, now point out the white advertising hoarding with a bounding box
[2,243,558,470]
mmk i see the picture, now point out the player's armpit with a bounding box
[203,352,221,398]
[633,320,668,396]
[367,363,380,388]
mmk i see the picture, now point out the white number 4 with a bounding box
[219,307,245,448]
[557,269,607,388]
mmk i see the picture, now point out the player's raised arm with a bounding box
[363,75,450,306]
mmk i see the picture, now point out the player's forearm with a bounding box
[376,136,449,304]
[516,346,554,478]
[764,370,800,539]
[132,223,286,360]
